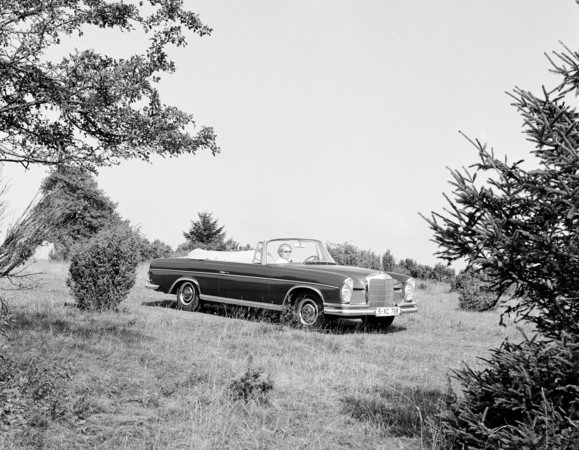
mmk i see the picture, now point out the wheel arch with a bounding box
[169,277,201,296]
[283,285,324,309]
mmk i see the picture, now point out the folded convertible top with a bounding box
[186,248,255,263]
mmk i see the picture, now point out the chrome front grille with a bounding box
[367,276,394,308]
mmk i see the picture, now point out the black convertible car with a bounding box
[146,238,417,329]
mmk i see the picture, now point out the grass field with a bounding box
[0,261,530,449]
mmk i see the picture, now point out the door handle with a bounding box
[219,271,229,274]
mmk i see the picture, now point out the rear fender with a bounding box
[169,277,201,295]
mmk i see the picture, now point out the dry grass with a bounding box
[0,261,530,449]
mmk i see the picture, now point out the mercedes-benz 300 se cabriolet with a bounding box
[146,238,417,329]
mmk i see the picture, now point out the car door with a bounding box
[217,261,274,307]
[187,260,221,297]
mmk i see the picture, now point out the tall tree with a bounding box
[183,212,238,251]
[422,43,579,447]
[423,51,579,337]
[0,0,219,172]
[381,249,395,272]
[40,166,121,259]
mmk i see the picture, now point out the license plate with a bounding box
[375,307,400,317]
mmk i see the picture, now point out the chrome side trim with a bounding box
[145,283,160,290]
[155,268,219,277]
[153,268,340,290]
[200,294,283,312]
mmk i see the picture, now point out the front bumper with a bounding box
[145,283,160,291]
[324,302,417,317]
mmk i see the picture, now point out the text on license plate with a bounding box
[375,307,400,317]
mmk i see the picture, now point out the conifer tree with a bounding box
[422,41,579,449]
[183,212,238,251]
[40,167,121,259]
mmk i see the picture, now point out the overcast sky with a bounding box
[4,1,579,266]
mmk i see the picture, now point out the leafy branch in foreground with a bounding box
[0,169,71,348]
[0,189,68,289]
[0,0,219,172]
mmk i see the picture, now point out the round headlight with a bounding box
[340,278,354,304]
[404,278,415,301]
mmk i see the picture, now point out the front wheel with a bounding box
[362,315,395,330]
[176,281,201,312]
[294,294,326,329]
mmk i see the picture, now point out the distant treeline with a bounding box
[326,242,455,282]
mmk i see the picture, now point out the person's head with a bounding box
[278,244,292,260]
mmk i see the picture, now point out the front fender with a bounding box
[283,285,326,307]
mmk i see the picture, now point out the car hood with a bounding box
[279,263,410,289]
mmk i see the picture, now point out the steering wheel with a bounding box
[303,255,320,263]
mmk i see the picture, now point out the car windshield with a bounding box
[265,239,336,265]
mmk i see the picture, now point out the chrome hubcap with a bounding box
[300,302,317,325]
[181,285,194,304]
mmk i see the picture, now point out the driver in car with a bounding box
[275,244,293,263]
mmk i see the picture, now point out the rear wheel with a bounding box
[295,294,326,329]
[176,281,201,312]
[362,315,395,330]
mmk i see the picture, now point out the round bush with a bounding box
[452,269,497,311]
[67,225,139,311]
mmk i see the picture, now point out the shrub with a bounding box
[136,237,173,261]
[327,242,381,269]
[431,263,455,283]
[67,225,139,311]
[451,269,497,312]
[440,335,579,449]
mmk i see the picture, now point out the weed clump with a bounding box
[280,299,301,328]
[67,225,139,311]
[0,355,73,431]
[229,367,273,403]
